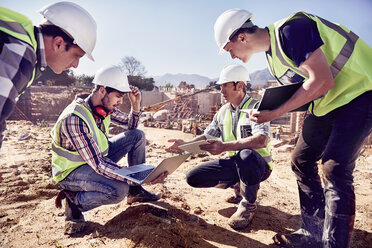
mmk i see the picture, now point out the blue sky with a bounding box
[3,0,372,79]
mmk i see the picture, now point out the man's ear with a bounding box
[238,33,246,42]
[237,81,245,90]
[52,36,64,51]
[98,86,106,95]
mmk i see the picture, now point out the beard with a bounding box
[101,94,115,112]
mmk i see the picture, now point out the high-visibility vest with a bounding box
[0,7,37,90]
[266,12,372,116]
[217,97,273,169]
[50,101,110,182]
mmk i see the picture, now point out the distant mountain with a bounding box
[153,68,275,89]
[249,68,275,85]
[153,73,212,89]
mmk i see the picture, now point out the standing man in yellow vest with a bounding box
[0,2,97,172]
[214,9,372,248]
[167,64,272,230]
[51,65,164,234]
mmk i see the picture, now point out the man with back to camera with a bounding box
[51,65,164,234]
[214,8,372,248]
[167,64,272,230]
[0,1,98,181]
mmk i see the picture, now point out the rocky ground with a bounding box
[0,120,371,248]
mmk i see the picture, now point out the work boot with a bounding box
[226,183,242,204]
[273,228,322,248]
[55,190,87,234]
[228,199,257,230]
[127,185,161,204]
[227,182,260,230]
[273,211,324,248]
[323,212,355,248]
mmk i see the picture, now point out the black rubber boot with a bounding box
[127,185,161,204]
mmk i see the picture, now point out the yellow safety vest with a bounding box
[217,97,273,169]
[0,7,37,90]
[50,101,110,182]
[266,12,372,116]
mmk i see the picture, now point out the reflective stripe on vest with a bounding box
[266,12,372,116]
[50,102,110,182]
[0,7,37,90]
[217,98,273,169]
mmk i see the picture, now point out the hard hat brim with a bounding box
[85,51,95,61]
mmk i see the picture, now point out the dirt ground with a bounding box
[0,120,371,248]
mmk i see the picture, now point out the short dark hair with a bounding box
[233,81,247,93]
[230,25,258,42]
[39,24,76,51]
[93,85,122,94]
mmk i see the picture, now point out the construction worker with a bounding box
[0,2,97,157]
[276,126,281,141]
[214,9,372,248]
[51,65,164,234]
[167,64,272,230]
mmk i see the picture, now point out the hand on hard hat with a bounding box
[128,86,142,112]
[39,1,97,61]
[214,9,253,55]
[217,64,250,85]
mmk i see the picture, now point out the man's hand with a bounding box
[249,109,281,124]
[199,139,225,155]
[145,171,169,185]
[128,86,141,111]
[166,139,186,154]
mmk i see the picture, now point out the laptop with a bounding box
[112,153,191,184]
[178,140,209,154]
[257,82,310,112]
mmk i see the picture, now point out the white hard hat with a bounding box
[39,1,97,61]
[93,65,131,93]
[214,9,254,55]
[217,64,250,85]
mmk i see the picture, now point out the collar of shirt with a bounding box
[228,94,251,112]
[228,94,251,136]
[34,27,47,74]
[79,98,107,131]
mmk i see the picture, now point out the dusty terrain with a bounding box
[0,120,371,248]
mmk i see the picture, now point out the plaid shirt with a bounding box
[0,27,46,124]
[57,99,141,182]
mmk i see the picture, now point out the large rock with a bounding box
[153,109,169,121]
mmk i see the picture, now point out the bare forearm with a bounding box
[223,134,268,151]
[275,48,334,117]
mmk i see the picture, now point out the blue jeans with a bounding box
[58,129,146,212]
[291,91,372,248]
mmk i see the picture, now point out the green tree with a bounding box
[207,81,220,90]
[76,74,94,87]
[165,82,173,88]
[36,67,75,86]
[128,76,155,91]
[178,81,188,89]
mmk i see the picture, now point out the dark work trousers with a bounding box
[186,148,271,202]
[291,91,372,248]
[0,121,6,149]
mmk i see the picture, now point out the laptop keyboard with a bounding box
[128,168,154,181]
